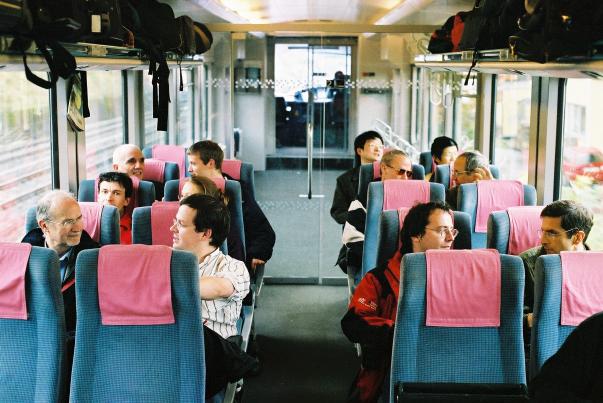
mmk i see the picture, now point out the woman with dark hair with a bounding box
[341,201,457,403]
[425,136,458,182]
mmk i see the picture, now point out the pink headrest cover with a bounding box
[373,161,381,179]
[152,145,186,179]
[475,180,524,233]
[98,245,174,325]
[143,158,166,183]
[210,177,226,192]
[560,251,603,326]
[0,243,31,320]
[78,202,103,243]
[383,180,430,211]
[426,249,501,327]
[151,201,180,246]
[222,159,242,180]
[507,206,544,255]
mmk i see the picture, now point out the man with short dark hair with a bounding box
[330,131,384,225]
[171,194,255,398]
[97,171,134,244]
[112,144,145,179]
[187,140,275,274]
[341,201,457,403]
[446,150,493,208]
[520,199,594,322]
[425,136,458,182]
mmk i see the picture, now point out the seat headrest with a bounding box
[222,160,242,180]
[475,180,524,233]
[144,158,167,183]
[98,245,174,325]
[151,201,180,246]
[78,202,104,243]
[560,251,603,326]
[0,243,31,320]
[425,249,501,327]
[507,206,544,255]
[152,145,186,179]
[383,180,431,210]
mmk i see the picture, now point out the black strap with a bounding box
[179,62,183,92]
[156,59,170,131]
[80,71,90,118]
[22,39,57,89]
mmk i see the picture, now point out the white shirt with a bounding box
[198,248,250,338]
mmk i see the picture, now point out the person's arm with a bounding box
[341,273,394,345]
[330,176,351,225]
[199,276,235,300]
[242,185,276,264]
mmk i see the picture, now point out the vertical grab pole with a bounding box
[306,89,314,199]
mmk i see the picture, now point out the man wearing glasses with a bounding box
[342,149,413,273]
[341,201,457,403]
[446,150,493,209]
[22,190,100,391]
[520,200,594,327]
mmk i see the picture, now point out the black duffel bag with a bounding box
[459,0,524,51]
[510,0,603,63]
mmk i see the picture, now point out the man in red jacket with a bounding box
[341,201,457,403]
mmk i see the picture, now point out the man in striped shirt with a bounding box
[171,193,254,397]
[171,193,250,338]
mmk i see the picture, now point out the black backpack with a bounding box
[510,0,603,63]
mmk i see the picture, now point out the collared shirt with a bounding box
[198,248,250,338]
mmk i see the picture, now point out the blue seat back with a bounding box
[487,208,542,255]
[0,246,65,402]
[358,162,426,206]
[70,249,205,402]
[390,252,526,401]
[434,164,500,190]
[78,179,156,207]
[25,205,120,245]
[529,254,589,378]
[361,181,445,280]
[376,210,472,268]
[143,146,189,177]
[222,160,256,200]
[419,151,433,175]
[458,183,536,249]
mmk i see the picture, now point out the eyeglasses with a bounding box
[386,164,413,178]
[424,226,459,239]
[172,218,193,230]
[47,216,83,227]
[453,170,472,177]
[537,228,579,239]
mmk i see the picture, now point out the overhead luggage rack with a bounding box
[0,35,204,71]
[414,48,603,79]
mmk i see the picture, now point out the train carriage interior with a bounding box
[1,0,603,402]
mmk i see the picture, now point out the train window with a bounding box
[427,70,446,142]
[143,73,168,146]
[560,78,603,250]
[84,71,125,178]
[493,75,531,182]
[176,68,194,146]
[452,72,477,150]
[0,72,52,242]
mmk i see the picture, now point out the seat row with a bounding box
[0,243,206,402]
[386,248,603,401]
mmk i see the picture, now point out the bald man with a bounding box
[112,144,145,179]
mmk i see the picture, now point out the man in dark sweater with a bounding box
[21,190,99,400]
[330,131,384,225]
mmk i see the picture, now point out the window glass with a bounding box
[85,71,124,178]
[561,79,603,250]
[493,75,531,182]
[427,70,446,142]
[176,68,194,146]
[453,72,477,150]
[143,73,167,146]
[0,72,52,242]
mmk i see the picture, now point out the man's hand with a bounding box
[251,258,265,270]
[472,166,493,182]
